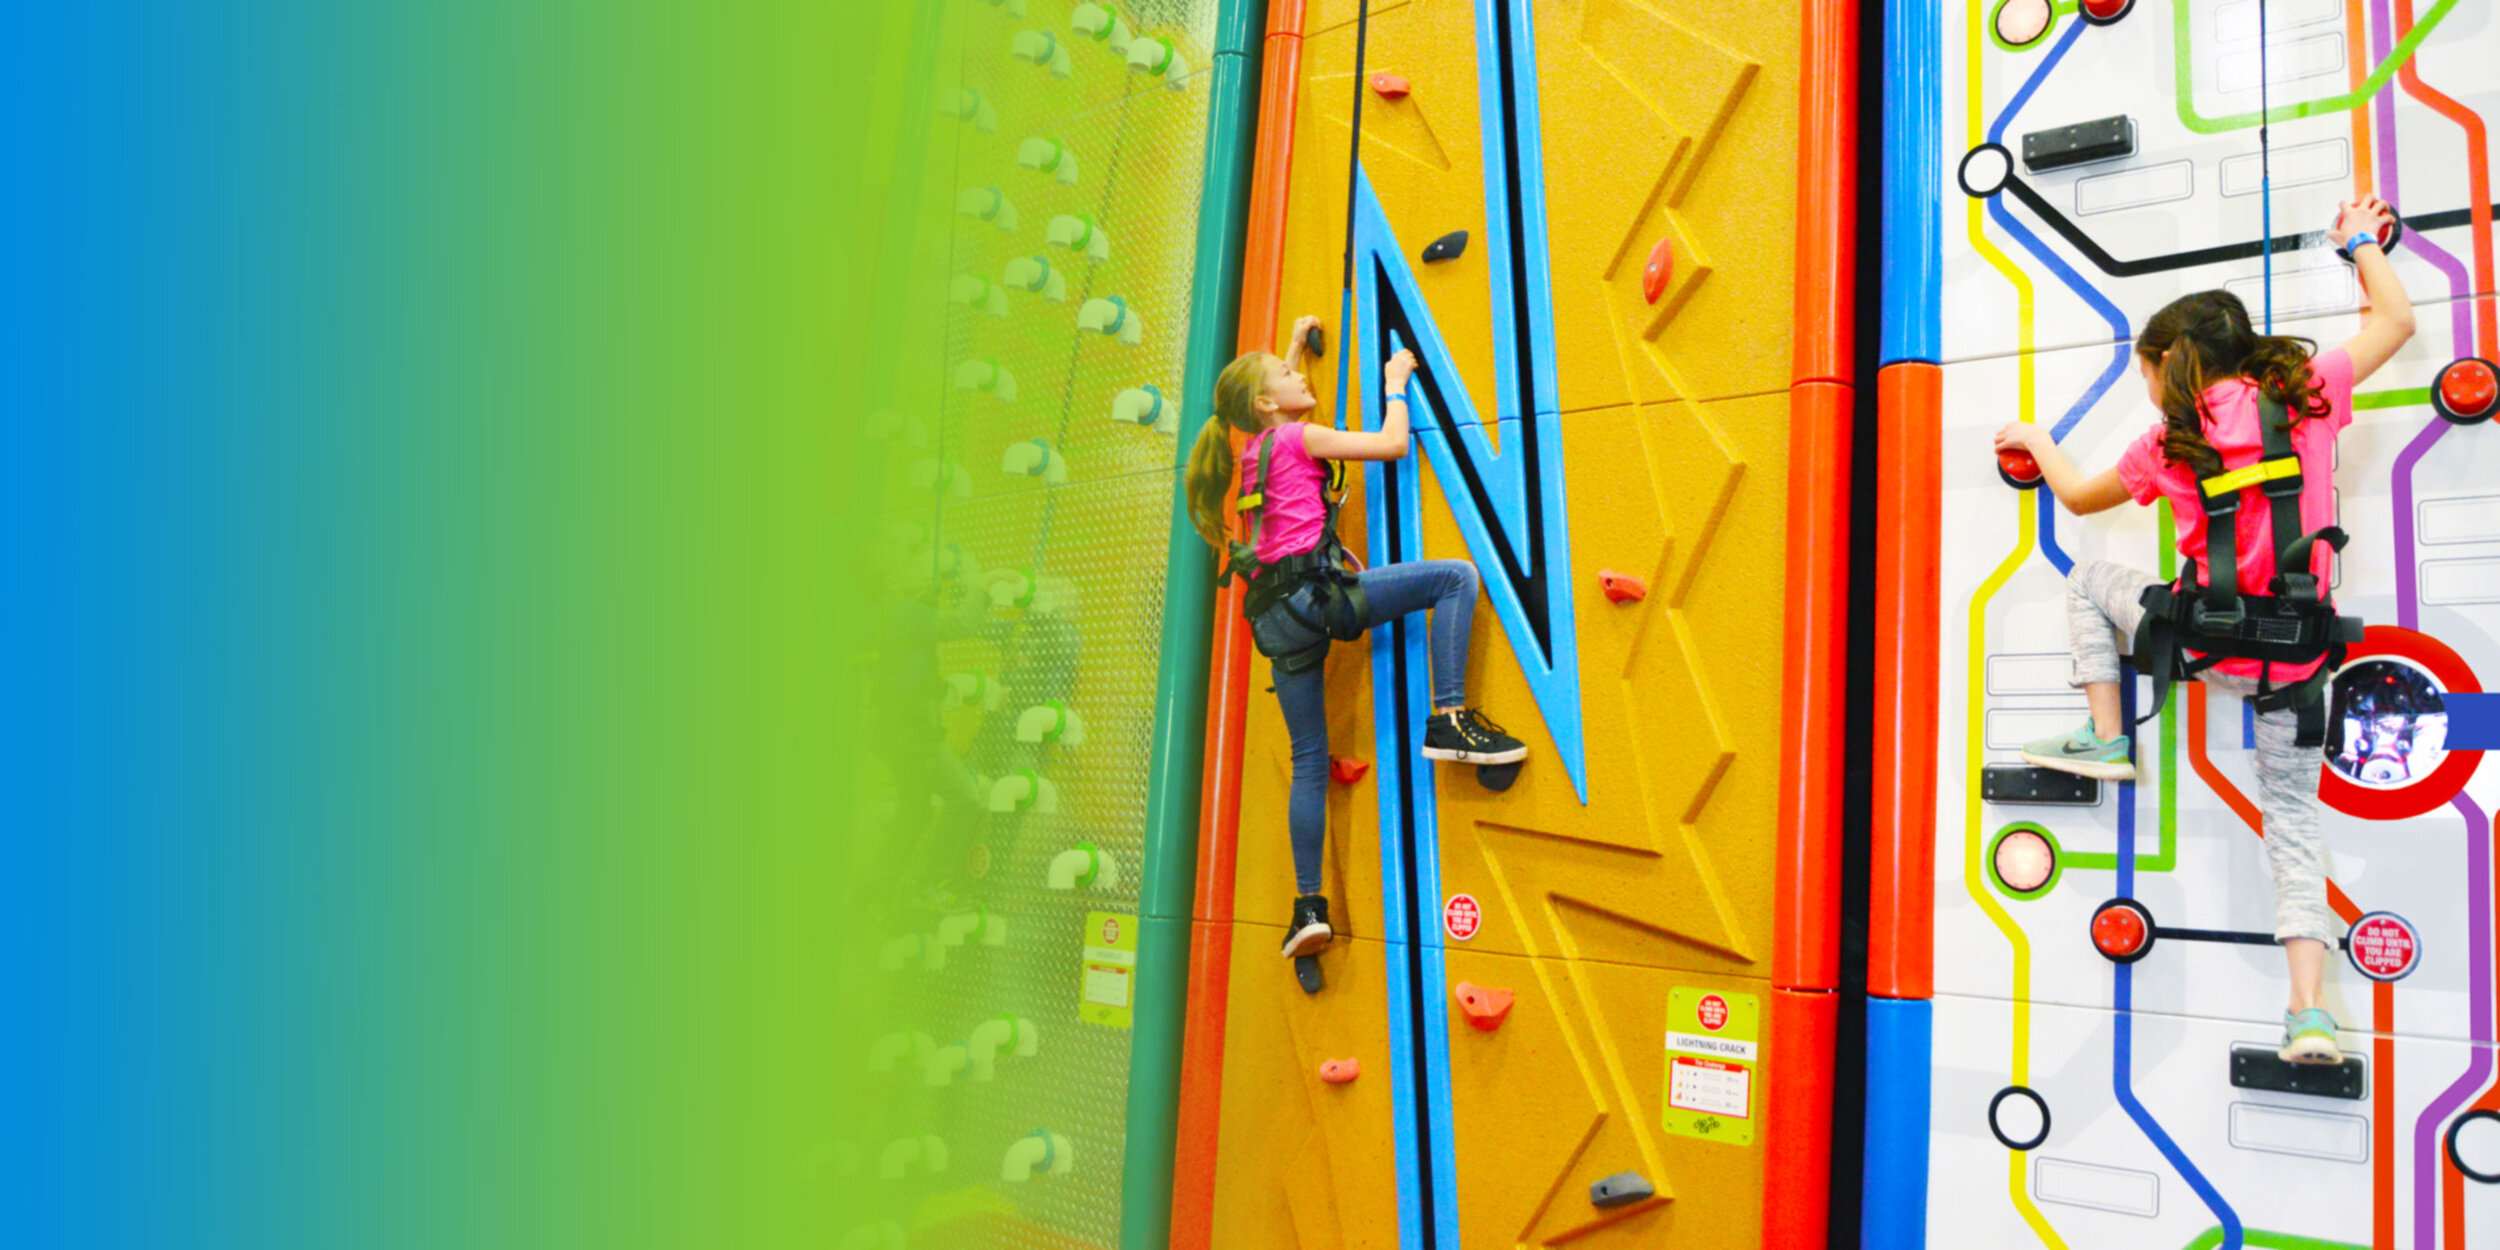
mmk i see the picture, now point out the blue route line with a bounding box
[1986,18,2242,1249]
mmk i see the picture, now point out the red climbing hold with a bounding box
[1330,756,1370,785]
[1642,236,1674,305]
[1369,73,1410,100]
[2091,901,2151,961]
[2080,0,2131,20]
[1319,1057,1362,1084]
[1454,981,1514,1032]
[1599,570,1648,604]
[2434,358,2498,424]
[1998,446,2043,489]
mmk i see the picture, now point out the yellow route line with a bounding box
[1965,1,2066,1244]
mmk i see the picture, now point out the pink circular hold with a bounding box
[1995,0,2052,45]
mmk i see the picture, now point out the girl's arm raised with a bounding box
[2333,197,2416,385]
[1304,349,1416,461]
[1994,422,2132,515]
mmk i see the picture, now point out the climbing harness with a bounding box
[2130,396,2365,748]
[1219,429,1367,675]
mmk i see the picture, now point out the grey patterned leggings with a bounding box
[2066,560,2340,946]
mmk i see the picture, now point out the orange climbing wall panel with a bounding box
[1183,0,1849,1243]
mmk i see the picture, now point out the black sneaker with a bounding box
[1421,708,1528,765]
[1282,894,1332,958]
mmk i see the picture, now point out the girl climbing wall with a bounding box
[1989,197,2417,1068]
[1183,318,1525,961]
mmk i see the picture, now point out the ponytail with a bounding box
[1185,352,1277,551]
[2138,289,2326,478]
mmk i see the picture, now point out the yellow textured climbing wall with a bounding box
[1206,0,1813,1243]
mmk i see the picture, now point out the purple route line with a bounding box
[2413,795,2493,1248]
[2369,4,2497,1239]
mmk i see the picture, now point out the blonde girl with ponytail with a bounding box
[1990,196,2415,1067]
[1185,315,1527,961]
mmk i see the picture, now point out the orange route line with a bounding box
[2393,0,2497,360]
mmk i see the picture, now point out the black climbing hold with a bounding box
[2021,115,2135,173]
[1422,230,1469,264]
[1981,763,2102,806]
[1295,954,1324,994]
[1588,1171,1654,1209]
[1303,323,1326,359]
[1476,760,1523,792]
[2230,1043,2365,1100]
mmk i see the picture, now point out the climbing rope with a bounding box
[1331,0,1375,440]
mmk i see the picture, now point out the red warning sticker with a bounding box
[1698,993,1729,1032]
[2347,912,2420,981]
[1443,893,1482,942]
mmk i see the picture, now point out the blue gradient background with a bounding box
[5,4,881,1244]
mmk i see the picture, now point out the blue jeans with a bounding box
[1258,559,1478,895]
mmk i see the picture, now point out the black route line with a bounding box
[1997,170,2500,279]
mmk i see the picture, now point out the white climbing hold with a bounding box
[1125,35,1191,87]
[999,438,1066,483]
[1109,385,1174,433]
[1017,136,1081,186]
[944,671,1003,711]
[936,87,997,133]
[952,358,1018,404]
[1002,254,1065,302]
[954,185,1017,232]
[949,274,1009,319]
[1071,3,1134,53]
[967,1013,1039,1080]
[1016,701,1086,746]
[1046,842,1120,891]
[1077,296,1144,347]
[1047,213,1110,262]
[1001,1129,1072,1182]
[1010,28,1074,79]
[987,770,1059,815]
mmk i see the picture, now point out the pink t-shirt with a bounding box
[1244,422,1329,567]
[2114,347,2354,680]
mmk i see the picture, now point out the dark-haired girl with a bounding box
[1990,197,2415,1065]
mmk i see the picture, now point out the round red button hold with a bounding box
[1998,447,2044,490]
[2434,358,2498,425]
[2080,0,2133,23]
[2091,900,2153,962]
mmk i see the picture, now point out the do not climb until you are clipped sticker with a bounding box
[1662,987,1759,1146]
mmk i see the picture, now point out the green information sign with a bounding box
[1078,911,1139,1029]
[1661,986,1760,1146]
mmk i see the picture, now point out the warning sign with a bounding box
[1443,893,1482,942]
[2346,911,2421,982]
[1080,910,1139,1029]
[1663,987,1759,1146]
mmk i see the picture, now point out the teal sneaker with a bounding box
[2280,1008,2343,1065]
[2019,721,2137,781]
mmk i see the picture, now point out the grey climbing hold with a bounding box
[1421,230,1469,263]
[1589,1171,1654,1209]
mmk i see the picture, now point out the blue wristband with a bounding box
[1383,390,1408,405]
[2339,230,2380,260]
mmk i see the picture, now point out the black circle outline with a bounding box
[1959,143,2016,199]
[2078,0,2137,27]
[2449,1109,2500,1184]
[1989,1085,2052,1151]
[1999,454,2045,491]
[2344,910,2423,982]
[2432,358,2499,426]
[2090,897,2156,964]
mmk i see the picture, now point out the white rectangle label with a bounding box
[1664,1030,1760,1061]
[2222,139,2349,197]
[2218,32,2346,92]
[1986,707,2087,751]
[2033,1157,2160,1217]
[2419,494,2500,546]
[2228,1102,2369,1162]
[2227,264,2354,317]
[2422,556,2500,606]
[2075,161,2195,216]
[1668,1057,1752,1118]
[1988,653,2078,696]
[1082,944,1136,967]
[1083,964,1132,1008]
[2216,0,2340,43]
